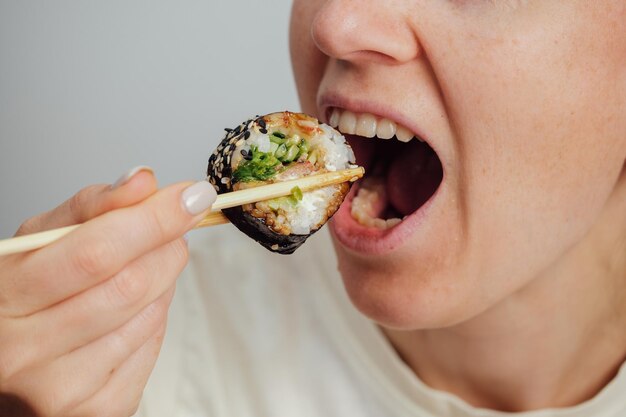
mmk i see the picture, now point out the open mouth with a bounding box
[327,108,444,233]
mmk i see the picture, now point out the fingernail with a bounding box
[112,165,153,189]
[182,181,217,215]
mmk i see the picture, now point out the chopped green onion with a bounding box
[286,135,302,147]
[290,186,303,202]
[269,135,285,145]
[233,146,282,182]
[272,131,286,139]
[283,144,300,162]
[275,144,288,159]
[297,141,309,158]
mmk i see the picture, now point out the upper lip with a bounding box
[317,92,439,156]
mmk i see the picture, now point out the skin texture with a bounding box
[0,170,216,416]
[291,0,626,411]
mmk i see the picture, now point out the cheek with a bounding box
[454,31,626,284]
[433,5,626,321]
[289,0,327,116]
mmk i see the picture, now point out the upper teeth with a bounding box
[329,108,422,143]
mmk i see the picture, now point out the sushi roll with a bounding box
[207,111,357,254]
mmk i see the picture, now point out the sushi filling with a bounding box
[349,137,443,230]
[229,115,355,236]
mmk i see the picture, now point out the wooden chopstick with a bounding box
[0,167,364,256]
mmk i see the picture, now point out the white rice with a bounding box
[232,119,355,235]
[315,124,356,171]
[285,186,338,235]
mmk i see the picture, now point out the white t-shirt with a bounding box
[136,228,626,417]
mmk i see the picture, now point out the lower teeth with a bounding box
[351,177,402,230]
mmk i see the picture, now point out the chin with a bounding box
[330,232,484,331]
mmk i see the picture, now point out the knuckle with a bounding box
[169,239,189,270]
[105,329,133,363]
[107,309,162,364]
[71,239,116,277]
[109,267,150,308]
[15,215,43,236]
[145,296,170,323]
[68,190,87,223]
[68,185,99,223]
[128,297,169,340]
[142,207,171,243]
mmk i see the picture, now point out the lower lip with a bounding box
[330,180,442,255]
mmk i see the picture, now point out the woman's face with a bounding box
[290,1,626,329]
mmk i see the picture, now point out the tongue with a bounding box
[386,142,443,216]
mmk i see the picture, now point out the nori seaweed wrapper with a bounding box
[207,112,353,254]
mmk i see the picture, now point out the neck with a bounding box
[384,172,626,412]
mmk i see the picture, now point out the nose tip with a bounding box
[311,0,420,64]
[311,5,356,60]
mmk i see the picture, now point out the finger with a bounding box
[70,322,167,417]
[14,167,157,237]
[3,289,174,417]
[16,238,186,364]
[3,180,215,315]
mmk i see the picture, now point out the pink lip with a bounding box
[330,177,443,255]
[318,93,447,255]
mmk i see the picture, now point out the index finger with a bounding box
[4,180,216,315]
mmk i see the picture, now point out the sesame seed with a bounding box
[259,128,268,135]
[244,131,251,140]
[258,118,267,129]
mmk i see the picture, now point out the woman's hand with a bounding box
[0,167,216,416]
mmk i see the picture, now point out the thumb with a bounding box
[15,166,158,236]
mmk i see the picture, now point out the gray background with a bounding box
[0,0,299,237]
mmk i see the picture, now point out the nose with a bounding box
[311,0,421,65]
